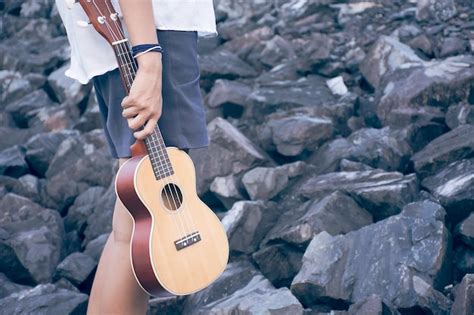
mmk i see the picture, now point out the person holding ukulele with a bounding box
[55,0,217,313]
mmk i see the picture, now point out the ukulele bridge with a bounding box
[174,231,201,250]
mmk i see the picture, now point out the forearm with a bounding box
[119,0,160,69]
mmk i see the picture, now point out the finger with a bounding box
[134,117,158,140]
[121,95,136,109]
[127,114,147,130]
[122,106,139,118]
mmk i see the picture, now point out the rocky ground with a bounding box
[1,0,474,314]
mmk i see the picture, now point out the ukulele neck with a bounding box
[112,40,174,180]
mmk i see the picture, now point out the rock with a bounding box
[309,127,412,174]
[454,245,474,275]
[209,174,243,209]
[25,130,78,177]
[295,33,333,73]
[221,200,282,254]
[445,103,474,129]
[0,283,88,315]
[252,243,303,288]
[4,89,56,128]
[53,252,96,286]
[0,193,65,284]
[206,79,252,109]
[416,0,457,22]
[359,36,424,89]
[412,125,474,178]
[64,186,106,234]
[192,117,272,195]
[262,191,373,246]
[0,70,33,104]
[28,102,80,132]
[347,294,399,315]
[0,127,33,151]
[455,213,474,248]
[0,36,69,74]
[44,135,114,211]
[83,233,109,262]
[421,159,474,224]
[73,91,102,132]
[182,260,261,313]
[339,159,375,172]
[194,273,304,315]
[450,274,474,315]
[266,115,334,156]
[83,181,116,245]
[199,50,258,80]
[0,273,31,299]
[260,35,296,67]
[296,170,419,221]
[242,166,289,201]
[20,0,54,18]
[0,145,28,177]
[290,200,451,312]
[376,55,474,128]
[439,37,470,58]
[47,63,91,106]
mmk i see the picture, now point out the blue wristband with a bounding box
[131,44,163,58]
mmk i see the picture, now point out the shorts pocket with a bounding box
[166,31,200,87]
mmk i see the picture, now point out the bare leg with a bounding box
[87,158,150,315]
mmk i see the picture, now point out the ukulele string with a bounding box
[97,1,189,242]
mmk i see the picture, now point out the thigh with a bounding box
[112,158,134,243]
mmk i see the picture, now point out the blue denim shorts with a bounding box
[91,30,209,159]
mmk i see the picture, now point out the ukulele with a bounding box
[68,0,229,297]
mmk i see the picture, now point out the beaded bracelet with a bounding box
[131,44,163,59]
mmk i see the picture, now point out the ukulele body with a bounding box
[115,147,229,297]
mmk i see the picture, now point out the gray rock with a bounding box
[0,283,88,315]
[199,50,258,80]
[339,159,375,172]
[4,89,56,128]
[0,127,33,151]
[83,181,116,245]
[221,200,282,254]
[0,193,65,284]
[296,170,419,221]
[416,0,457,22]
[0,272,31,299]
[309,127,412,174]
[376,55,474,128]
[64,186,106,234]
[182,260,261,313]
[192,117,272,195]
[252,243,303,288]
[0,145,28,177]
[450,274,474,315]
[454,245,474,275]
[28,102,80,132]
[209,174,243,209]
[263,191,373,246]
[439,37,470,58]
[422,159,474,223]
[413,125,474,178]
[291,200,451,312]
[445,103,474,129]
[53,252,96,286]
[267,115,334,156]
[20,0,54,18]
[347,294,400,315]
[242,166,289,201]
[455,213,474,248]
[196,273,304,315]
[360,36,424,89]
[47,63,91,106]
[83,233,109,262]
[0,70,33,104]
[206,79,252,109]
[73,91,102,132]
[260,35,296,67]
[25,130,78,177]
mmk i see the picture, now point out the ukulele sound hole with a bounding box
[161,183,183,210]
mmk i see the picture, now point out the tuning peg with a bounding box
[76,20,91,28]
[65,0,78,10]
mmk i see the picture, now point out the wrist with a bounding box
[137,52,162,70]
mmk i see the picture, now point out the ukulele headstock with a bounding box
[76,0,126,45]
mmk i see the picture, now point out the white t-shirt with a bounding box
[55,0,218,84]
